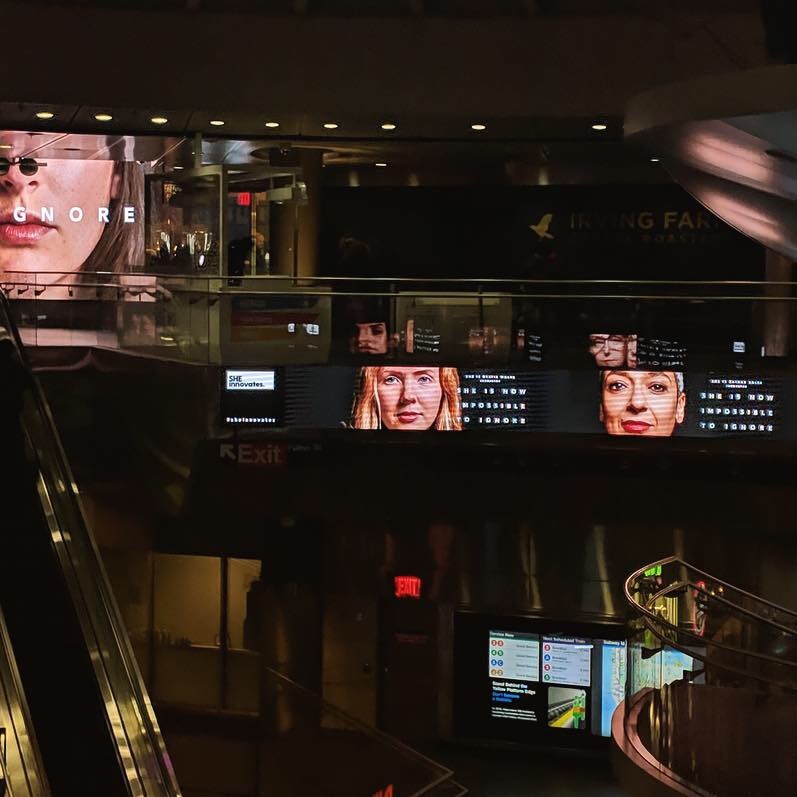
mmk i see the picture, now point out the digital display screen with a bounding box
[541,636,592,687]
[600,640,627,737]
[548,687,587,730]
[696,376,779,435]
[0,160,144,292]
[225,363,795,443]
[225,370,276,391]
[456,614,626,746]
[635,337,687,369]
[488,631,539,681]
[398,302,513,361]
[406,318,441,355]
[589,333,634,369]
[598,369,686,437]
[461,371,548,430]
[221,368,283,425]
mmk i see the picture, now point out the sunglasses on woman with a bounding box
[0,157,47,176]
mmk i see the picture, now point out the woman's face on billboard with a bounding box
[589,333,627,367]
[600,370,685,436]
[0,159,115,276]
[350,321,388,355]
[376,367,443,430]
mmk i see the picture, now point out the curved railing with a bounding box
[615,556,797,797]
[625,556,797,691]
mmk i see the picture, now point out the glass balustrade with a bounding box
[2,272,796,369]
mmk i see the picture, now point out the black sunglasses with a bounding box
[0,157,47,177]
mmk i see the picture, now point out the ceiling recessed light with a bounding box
[94,113,113,122]
[151,116,168,125]
[471,123,487,131]
[209,119,225,126]
[650,157,660,163]
[265,121,280,128]
[375,162,387,167]
[323,122,339,130]
[35,111,54,120]
[591,123,608,131]
[0,144,12,150]
[381,122,397,131]
[173,165,184,170]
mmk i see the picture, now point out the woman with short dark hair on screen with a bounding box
[351,366,462,431]
[599,369,685,437]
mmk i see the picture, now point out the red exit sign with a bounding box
[394,575,422,599]
[372,786,393,797]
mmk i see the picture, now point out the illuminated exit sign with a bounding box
[394,576,422,599]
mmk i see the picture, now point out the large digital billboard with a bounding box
[226,363,791,442]
[0,158,144,289]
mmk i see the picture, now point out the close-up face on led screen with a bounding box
[588,333,630,368]
[350,321,389,355]
[351,366,463,431]
[0,159,143,282]
[599,370,686,437]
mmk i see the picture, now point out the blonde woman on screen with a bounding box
[351,366,462,431]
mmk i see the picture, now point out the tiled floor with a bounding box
[424,743,629,797]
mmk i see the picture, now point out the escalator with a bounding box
[614,555,797,796]
[0,291,180,796]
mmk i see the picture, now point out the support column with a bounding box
[270,148,323,278]
[296,149,322,278]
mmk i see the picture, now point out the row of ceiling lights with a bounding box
[31,111,662,167]
[33,110,614,135]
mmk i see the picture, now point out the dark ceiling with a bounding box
[14,1,765,17]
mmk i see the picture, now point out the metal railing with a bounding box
[616,556,797,796]
[256,666,464,797]
[3,271,796,369]
[625,556,797,691]
[0,610,48,797]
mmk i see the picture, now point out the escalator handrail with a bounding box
[645,578,797,642]
[0,290,180,796]
[626,555,797,620]
[0,607,50,797]
[641,605,797,674]
[625,556,797,692]
[630,610,797,692]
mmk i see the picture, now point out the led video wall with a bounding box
[219,292,797,442]
[221,363,790,441]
